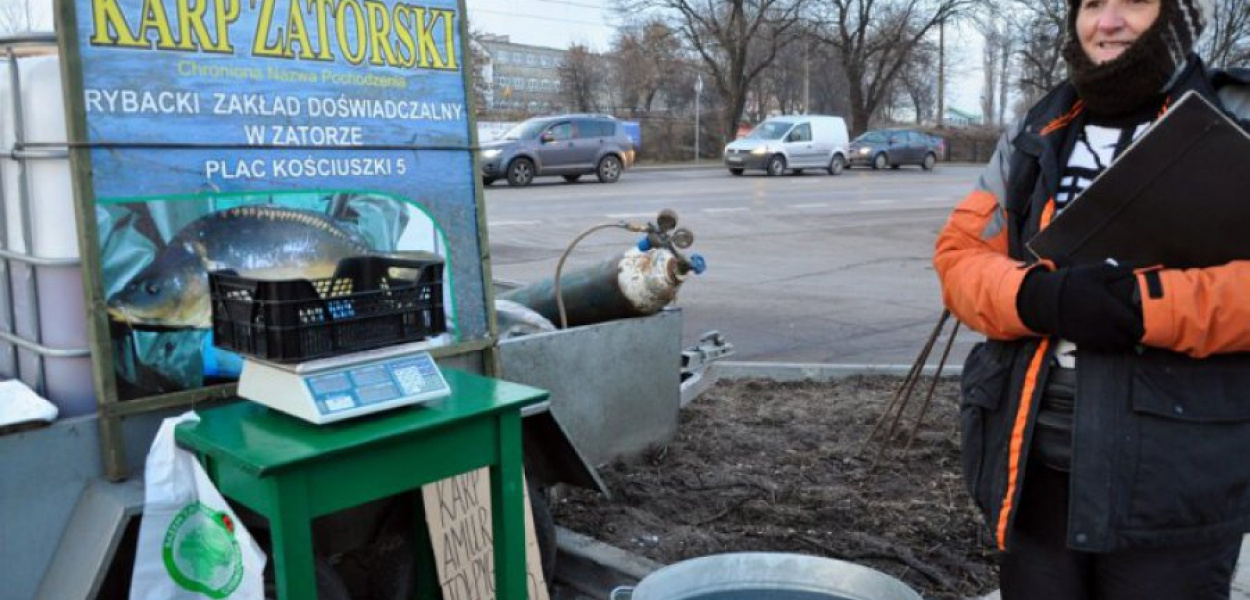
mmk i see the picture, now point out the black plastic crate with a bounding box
[209,255,446,363]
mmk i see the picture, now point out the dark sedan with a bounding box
[847,129,938,170]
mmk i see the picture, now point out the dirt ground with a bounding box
[550,375,999,600]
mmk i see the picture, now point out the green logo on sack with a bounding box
[162,503,244,599]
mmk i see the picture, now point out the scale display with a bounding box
[238,347,450,425]
[308,357,447,416]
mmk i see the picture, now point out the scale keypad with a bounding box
[307,352,449,415]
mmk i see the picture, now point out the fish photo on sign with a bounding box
[98,191,454,400]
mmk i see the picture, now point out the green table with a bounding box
[175,368,548,600]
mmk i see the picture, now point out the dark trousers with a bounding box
[1000,464,1243,600]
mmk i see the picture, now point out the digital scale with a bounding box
[237,341,451,424]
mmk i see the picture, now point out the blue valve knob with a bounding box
[689,253,707,275]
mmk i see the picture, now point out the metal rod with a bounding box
[0,46,18,379]
[880,347,930,444]
[9,43,49,396]
[0,248,79,266]
[864,310,949,446]
[861,349,924,450]
[0,32,57,47]
[0,259,14,377]
[903,319,961,454]
[9,147,68,159]
[864,311,951,472]
[0,329,89,357]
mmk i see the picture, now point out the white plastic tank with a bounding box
[0,38,95,417]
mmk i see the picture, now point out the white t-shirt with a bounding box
[1053,118,1153,368]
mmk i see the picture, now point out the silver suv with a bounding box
[480,114,636,187]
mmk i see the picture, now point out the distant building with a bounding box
[943,106,982,128]
[475,34,565,114]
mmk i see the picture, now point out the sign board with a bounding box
[55,0,491,403]
[422,469,551,600]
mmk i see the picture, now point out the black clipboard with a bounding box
[1027,91,1250,269]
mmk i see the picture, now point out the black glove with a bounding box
[1016,262,1143,351]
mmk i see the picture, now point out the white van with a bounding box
[723,115,850,176]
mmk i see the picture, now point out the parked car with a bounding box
[924,133,946,160]
[847,129,938,170]
[723,115,850,176]
[480,114,636,187]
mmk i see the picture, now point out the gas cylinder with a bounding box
[500,247,705,328]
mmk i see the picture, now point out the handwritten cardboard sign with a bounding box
[422,468,550,600]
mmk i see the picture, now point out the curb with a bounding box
[554,526,663,599]
[712,361,962,381]
[632,162,723,172]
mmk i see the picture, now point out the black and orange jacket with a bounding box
[935,57,1250,553]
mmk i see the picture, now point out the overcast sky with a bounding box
[17,0,986,114]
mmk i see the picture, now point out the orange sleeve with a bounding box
[933,189,1036,340]
[1138,261,1250,357]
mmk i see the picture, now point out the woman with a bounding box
[934,0,1250,597]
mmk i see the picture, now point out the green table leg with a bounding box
[413,492,440,600]
[269,473,317,600]
[491,411,526,600]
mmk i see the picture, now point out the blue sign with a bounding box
[68,0,486,397]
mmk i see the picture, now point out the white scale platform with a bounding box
[237,341,451,424]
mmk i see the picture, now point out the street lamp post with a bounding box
[695,75,703,163]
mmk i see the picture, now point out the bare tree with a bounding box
[620,0,807,142]
[558,44,605,112]
[998,31,1012,126]
[610,19,692,114]
[981,27,999,125]
[893,38,938,124]
[975,6,1018,127]
[756,32,814,115]
[814,0,975,136]
[1199,0,1250,67]
[808,43,853,117]
[466,31,494,114]
[1011,0,1066,108]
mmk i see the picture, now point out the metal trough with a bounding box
[614,552,923,600]
[499,308,682,469]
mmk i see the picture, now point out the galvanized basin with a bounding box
[615,552,924,600]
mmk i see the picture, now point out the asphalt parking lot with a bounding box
[486,162,983,366]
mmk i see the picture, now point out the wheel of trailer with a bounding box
[729,168,744,176]
[597,154,623,183]
[507,158,535,187]
[922,152,937,171]
[563,174,581,183]
[827,154,845,176]
[872,153,888,170]
[766,154,786,176]
[529,478,558,589]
